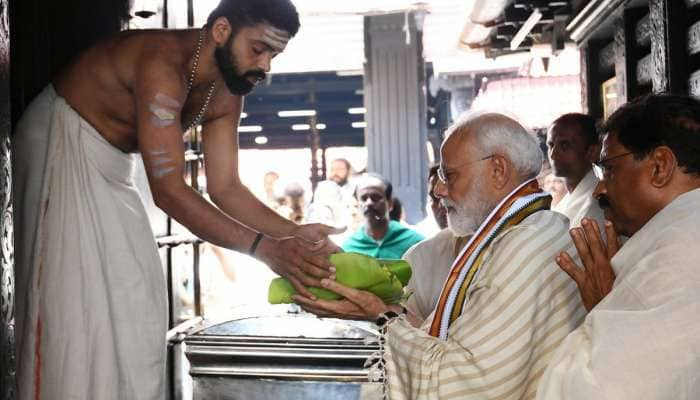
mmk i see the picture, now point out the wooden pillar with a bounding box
[613,12,630,105]
[0,0,14,397]
[579,44,591,115]
[649,0,689,94]
[581,40,606,118]
[363,12,428,224]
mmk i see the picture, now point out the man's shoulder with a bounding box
[388,221,425,242]
[481,210,573,287]
[64,29,189,93]
[403,228,454,259]
[94,29,184,64]
[516,209,569,232]
[492,210,570,252]
[341,226,371,248]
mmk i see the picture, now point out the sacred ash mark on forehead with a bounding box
[260,25,291,52]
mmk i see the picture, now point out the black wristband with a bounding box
[249,232,264,255]
[376,306,407,327]
[376,311,399,327]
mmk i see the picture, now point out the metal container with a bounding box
[183,306,383,400]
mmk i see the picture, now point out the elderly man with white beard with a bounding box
[295,112,586,400]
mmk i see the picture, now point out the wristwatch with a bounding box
[375,306,407,327]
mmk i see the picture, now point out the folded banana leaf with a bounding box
[268,252,412,304]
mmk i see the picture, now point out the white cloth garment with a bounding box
[13,86,167,400]
[537,187,700,400]
[402,228,459,322]
[384,210,586,400]
[552,170,606,228]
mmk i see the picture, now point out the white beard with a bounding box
[442,176,495,237]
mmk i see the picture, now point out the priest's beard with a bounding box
[443,175,495,237]
[215,38,266,95]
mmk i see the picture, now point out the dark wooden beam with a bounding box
[613,11,628,104]
[581,40,606,118]
[649,0,689,94]
[622,7,649,100]
[10,0,130,123]
[0,0,14,397]
[567,0,628,43]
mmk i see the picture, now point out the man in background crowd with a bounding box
[414,165,448,237]
[342,174,424,259]
[328,157,356,202]
[403,164,460,321]
[547,113,605,227]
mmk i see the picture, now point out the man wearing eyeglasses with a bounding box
[295,113,585,400]
[537,94,700,400]
[547,113,606,229]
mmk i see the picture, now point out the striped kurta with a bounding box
[384,210,586,400]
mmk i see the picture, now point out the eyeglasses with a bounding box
[437,155,494,185]
[592,151,634,180]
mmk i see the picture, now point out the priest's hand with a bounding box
[257,223,344,300]
[257,236,339,300]
[292,279,391,320]
[291,223,346,252]
[556,218,619,311]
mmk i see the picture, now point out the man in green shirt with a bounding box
[342,174,424,258]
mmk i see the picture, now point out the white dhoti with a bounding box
[13,86,167,400]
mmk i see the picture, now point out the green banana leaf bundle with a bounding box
[268,252,412,305]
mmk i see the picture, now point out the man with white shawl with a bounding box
[547,113,606,228]
[296,113,586,400]
[537,94,700,399]
[12,1,344,399]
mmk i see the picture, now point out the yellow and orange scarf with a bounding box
[429,179,551,339]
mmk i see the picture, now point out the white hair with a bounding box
[444,111,543,179]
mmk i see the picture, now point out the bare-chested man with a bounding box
[12,0,343,399]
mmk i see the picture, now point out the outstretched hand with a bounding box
[292,279,391,320]
[556,218,620,311]
[256,224,345,300]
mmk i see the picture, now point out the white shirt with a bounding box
[538,187,700,400]
[553,170,606,228]
[402,228,459,321]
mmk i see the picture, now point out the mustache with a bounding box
[244,70,266,82]
[441,198,456,209]
[597,195,611,209]
[360,205,384,221]
[361,205,379,214]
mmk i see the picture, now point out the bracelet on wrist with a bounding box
[248,232,264,255]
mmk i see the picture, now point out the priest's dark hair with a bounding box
[206,0,300,37]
